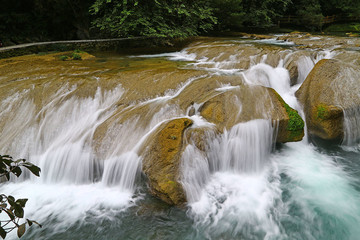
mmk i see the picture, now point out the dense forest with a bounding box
[0,0,359,44]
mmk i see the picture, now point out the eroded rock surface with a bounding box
[141,118,193,205]
[296,59,360,140]
[199,86,304,143]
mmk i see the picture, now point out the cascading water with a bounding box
[343,107,360,146]
[181,120,280,239]
[0,34,360,240]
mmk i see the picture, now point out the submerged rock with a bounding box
[141,118,193,206]
[296,59,360,140]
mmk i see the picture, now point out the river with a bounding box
[0,34,359,240]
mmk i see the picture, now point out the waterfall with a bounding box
[343,107,360,146]
[181,120,280,238]
[1,35,360,240]
[181,119,275,201]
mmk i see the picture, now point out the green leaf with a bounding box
[0,226,7,239]
[23,164,41,177]
[1,159,13,166]
[12,166,22,177]
[7,196,15,205]
[14,159,26,164]
[30,220,42,228]
[14,205,24,218]
[16,199,28,208]
[17,223,26,238]
[26,219,33,226]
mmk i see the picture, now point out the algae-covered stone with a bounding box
[199,86,304,143]
[272,90,305,142]
[142,118,193,205]
[296,59,360,140]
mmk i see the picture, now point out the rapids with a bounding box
[0,34,359,240]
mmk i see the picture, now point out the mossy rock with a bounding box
[199,86,304,143]
[273,90,304,142]
[296,59,360,140]
[141,118,193,206]
[185,127,218,152]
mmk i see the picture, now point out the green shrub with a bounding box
[325,23,360,32]
[59,55,68,61]
[0,155,42,238]
[72,53,82,60]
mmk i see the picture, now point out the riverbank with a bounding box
[0,37,195,59]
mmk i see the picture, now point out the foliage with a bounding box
[241,0,292,27]
[0,155,41,239]
[59,55,69,61]
[320,0,360,16]
[72,53,82,60]
[210,0,245,31]
[325,23,360,32]
[90,0,217,38]
[0,0,92,43]
[287,0,324,30]
[0,0,359,41]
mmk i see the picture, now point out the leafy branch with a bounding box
[0,155,41,239]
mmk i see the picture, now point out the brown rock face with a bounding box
[141,118,193,205]
[296,59,360,140]
[199,86,304,143]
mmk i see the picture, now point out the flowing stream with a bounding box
[0,35,360,239]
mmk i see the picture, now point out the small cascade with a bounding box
[296,50,337,84]
[206,120,274,173]
[244,63,290,96]
[296,56,316,84]
[343,107,360,146]
[332,66,360,147]
[0,86,125,183]
[181,120,275,202]
[181,120,279,238]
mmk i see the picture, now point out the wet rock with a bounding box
[296,59,360,140]
[141,118,193,206]
[285,60,299,86]
[185,127,218,152]
[277,33,360,50]
[199,85,304,143]
[272,90,305,142]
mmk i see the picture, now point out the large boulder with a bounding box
[141,118,193,205]
[296,59,360,140]
[199,86,304,143]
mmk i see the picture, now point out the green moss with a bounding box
[275,92,304,136]
[167,180,176,185]
[316,104,330,120]
[59,55,69,61]
[317,105,326,119]
[72,53,82,60]
[285,103,304,134]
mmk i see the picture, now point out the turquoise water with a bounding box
[4,142,357,240]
